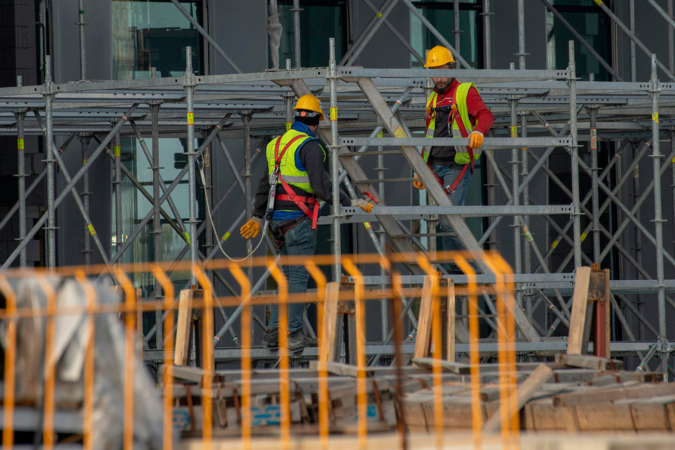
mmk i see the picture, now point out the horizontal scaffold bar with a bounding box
[340,137,572,148]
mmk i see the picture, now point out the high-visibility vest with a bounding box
[423,82,481,165]
[266,129,326,195]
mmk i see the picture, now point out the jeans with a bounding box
[268,217,317,332]
[432,164,472,271]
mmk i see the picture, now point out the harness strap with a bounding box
[273,135,320,229]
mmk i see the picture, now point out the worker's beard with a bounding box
[434,78,453,91]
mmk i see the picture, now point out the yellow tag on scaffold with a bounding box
[286,122,292,131]
[17,138,24,150]
[580,232,587,242]
[511,126,517,138]
[594,0,603,5]
[652,112,659,124]
[394,126,407,138]
[114,145,121,158]
[87,224,96,236]
[187,112,194,125]
[330,107,338,121]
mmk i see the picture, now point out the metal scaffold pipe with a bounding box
[569,41,582,268]
[649,55,669,376]
[44,56,56,269]
[329,38,341,282]
[185,47,198,283]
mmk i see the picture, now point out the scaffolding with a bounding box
[1,0,675,372]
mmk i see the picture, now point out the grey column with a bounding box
[15,103,26,267]
[329,38,341,282]
[293,0,302,68]
[185,47,197,282]
[243,111,253,287]
[78,0,86,80]
[44,56,56,269]
[588,106,600,263]
[569,42,582,268]
[649,55,669,376]
[517,0,526,70]
[509,76,522,310]
[81,134,91,266]
[114,132,122,257]
[454,0,461,69]
[151,102,163,349]
[630,0,636,82]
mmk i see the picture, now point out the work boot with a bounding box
[288,329,317,352]
[262,328,279,350]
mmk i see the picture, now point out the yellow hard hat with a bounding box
[424,46,455,68]
[294,94,325,121]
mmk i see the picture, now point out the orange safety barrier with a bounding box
[0,250,519,450]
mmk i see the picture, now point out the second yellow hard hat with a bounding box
[294,94,325,121]
[424,46,455,68]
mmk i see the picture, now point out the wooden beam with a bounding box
[320,282,340,363]
[568,266,592,355]
[414,277,433,359]
[174,289,193,366]
[555,353,623,371]
[412,357,472,375]
[446,280,456,362]
[308,361,374,378]
[482,364,554,433]
[553,383,675,407]
[356,77,489,274]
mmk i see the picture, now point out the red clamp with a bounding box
[362,191,379,204]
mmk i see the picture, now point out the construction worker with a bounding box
[240,94,374,351]
[414,46,494,270]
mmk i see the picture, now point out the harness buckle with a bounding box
[444,185,455,195]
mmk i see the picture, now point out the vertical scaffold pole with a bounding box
[629,0,637,81]
[376,116,388,341]
[293,0,302,68]
[521,113,531,318]
[569,41,582,268]
[670,0,675,74]
[185,46,197,283]
[650,55,669,377]
[78,0,86,80]
[151,102,163,348]
[517,0,526,70]
[243,111,253,288]
[454,0,461,70]
[44,56,56,269]
[509,67,522,308]
[15,77,26,267]
[81,134,91,267]
[329,38,341,282]
[589,106,600,263]
[114,132,122,258]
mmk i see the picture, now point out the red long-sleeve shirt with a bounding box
[426,78,494,166]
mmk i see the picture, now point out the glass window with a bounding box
[410,1,481,68]
[112,0,203,80]
[545,0,612,81]
[275,1,347,67]
[111,0,205,310]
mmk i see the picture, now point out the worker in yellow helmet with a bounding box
[240,94,374,351]
[415,46,494,272]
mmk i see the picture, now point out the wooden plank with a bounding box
[482,364,554,433]
[320,282,339,363]
[575,403,635,431]
[414,277,433,359]
[553,382,675,407]
[446,280,455,362]
[630,404,672,431]
[308,361,373,378]
[412,357,471,375]
[555,353,623,371]
[568,266,592,355]
[174,289,193,366]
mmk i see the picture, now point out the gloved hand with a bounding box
[240,217,263,240]
[413,174,425,190]
[469,131,484,149]
[351,198,374,213]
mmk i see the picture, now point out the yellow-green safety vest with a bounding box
[424,82,481,165]
[266,129,326,195]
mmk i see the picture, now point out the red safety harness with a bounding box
[273,135,320,229]
[427,90,474,195]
